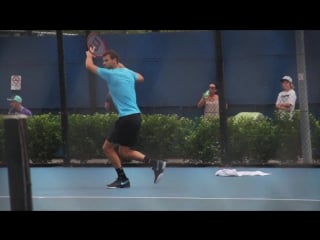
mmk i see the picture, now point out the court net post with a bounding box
[4,115,33,211]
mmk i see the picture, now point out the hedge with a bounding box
[137,114,193,159]
[27,113,62,163]
[184,117,221,163]
[0,112,319,164]
[228,115,277,163]
[68,113,118,162]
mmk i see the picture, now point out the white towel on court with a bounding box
[215,169,271,177]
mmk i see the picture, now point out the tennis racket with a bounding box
[86,32,108,57]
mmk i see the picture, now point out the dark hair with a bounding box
[103,50,119,63]
[209,82,218,94]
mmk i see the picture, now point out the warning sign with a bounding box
[11,75,22,90]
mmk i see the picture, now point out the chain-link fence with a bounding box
[0,30,319,166]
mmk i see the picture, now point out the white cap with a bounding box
[281,75,293,83]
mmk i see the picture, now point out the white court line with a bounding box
[0,195,320,202]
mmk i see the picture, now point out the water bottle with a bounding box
[203,90,209,99]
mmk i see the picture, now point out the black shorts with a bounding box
[107,113,141,147]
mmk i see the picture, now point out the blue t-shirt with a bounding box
[97,67,141,117]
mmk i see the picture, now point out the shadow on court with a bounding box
[1,167,320,211]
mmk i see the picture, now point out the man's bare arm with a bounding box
[85,50,98,74]
[276,103,291,111]
[197,97,205,108]
[136,72,144,83]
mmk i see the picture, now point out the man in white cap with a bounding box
[7,95,32,116]
[275,75,297,118]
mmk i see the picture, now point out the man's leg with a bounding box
[102,140,130,188]
[119,146,166,184]
[102,140,122,169]
[118,145,145,162]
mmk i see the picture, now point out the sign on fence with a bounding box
[11,75,22,90]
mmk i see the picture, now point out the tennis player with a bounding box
[85,49,166,188]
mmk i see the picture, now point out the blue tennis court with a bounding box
[1,167,319,211]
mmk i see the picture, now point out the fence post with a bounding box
[215,30,229,163]
[295,30,313,164]
[56,30,70,165]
